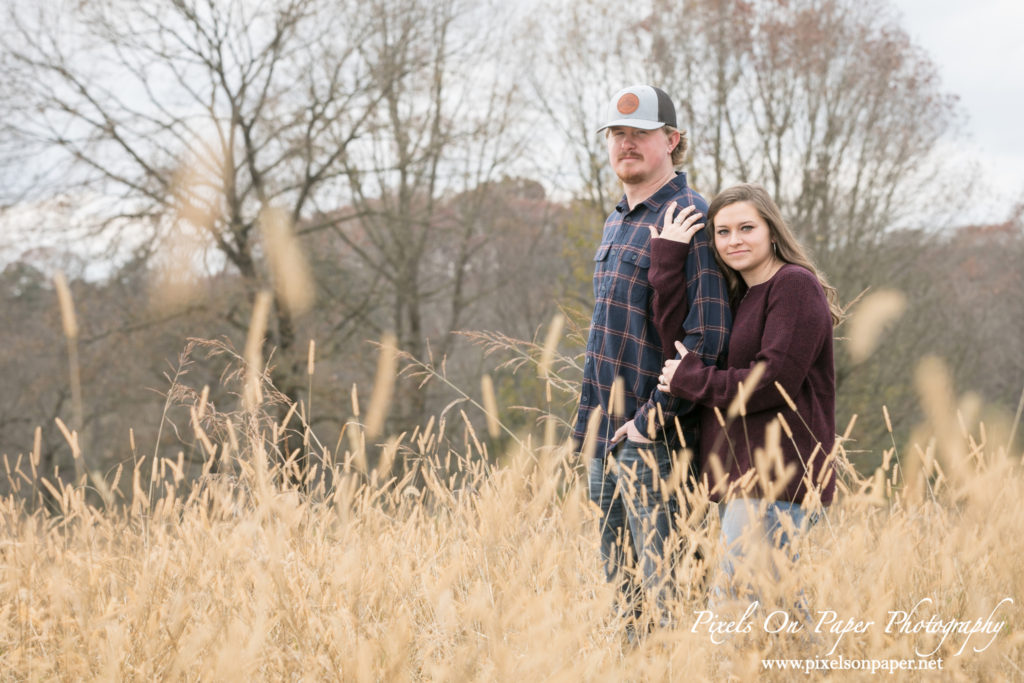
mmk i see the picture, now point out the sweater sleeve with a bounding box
[668,268,830,414]
[648,237,690,361]
[633,230,731,438]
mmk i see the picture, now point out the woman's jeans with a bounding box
[715,498,816,611]
[589,439,679,623]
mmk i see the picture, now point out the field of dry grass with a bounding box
[0,286,1020,680]
[1,331,1022,682]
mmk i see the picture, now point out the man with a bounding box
[574,84,731,632]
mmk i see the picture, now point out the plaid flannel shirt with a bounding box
[573,173,731,457]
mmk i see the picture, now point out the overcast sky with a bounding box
[892,0,1024,223]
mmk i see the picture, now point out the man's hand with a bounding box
[650,201,704,243]
[657,340,690,394]
[611,419,653,445]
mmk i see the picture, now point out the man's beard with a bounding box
[614,158,648,185]
[616,169,647,184]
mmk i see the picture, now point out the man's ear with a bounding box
[666,128,681,152]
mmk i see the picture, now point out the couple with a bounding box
[574,85,842,632]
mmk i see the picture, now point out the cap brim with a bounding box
[596,119,667,133]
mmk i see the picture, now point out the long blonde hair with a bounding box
[707,184,843,326]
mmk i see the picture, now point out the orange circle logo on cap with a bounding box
[617,93,640,115]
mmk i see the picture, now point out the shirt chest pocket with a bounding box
[595,245,651,304]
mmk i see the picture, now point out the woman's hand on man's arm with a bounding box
[657,340,690,394]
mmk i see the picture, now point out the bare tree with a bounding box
[3,0,383,401]
[3,0,553,440]
[296,0,535,426]
[644,0,963,280]
[525,0,650,215]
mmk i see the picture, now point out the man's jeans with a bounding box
[589,439,679,623]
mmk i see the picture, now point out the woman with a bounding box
[648,183,842,599]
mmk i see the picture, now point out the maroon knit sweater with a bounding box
[650,241,836,505]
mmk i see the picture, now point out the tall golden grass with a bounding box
[3,297,1022,680]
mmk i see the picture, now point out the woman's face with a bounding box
[713,201,776,284]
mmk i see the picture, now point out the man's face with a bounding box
[605,125,674,185]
